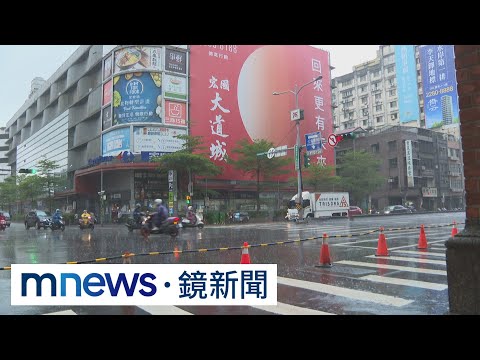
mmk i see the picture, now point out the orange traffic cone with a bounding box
[316,233,332,268]
[375,227,389,256]
[451,221,458,237]
[240,242,251,264]
[123,251,134,264]
[417,224,428,249]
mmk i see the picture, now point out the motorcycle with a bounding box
[180,213,204,229]
[79,215,95,230]
[125,213,145,232]
[50,217,66,231]
[140,213,180,239]
[0,218,6,231]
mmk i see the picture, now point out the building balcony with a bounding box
[448,171,462,177]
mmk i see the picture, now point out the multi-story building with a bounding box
[0,127,10,183]
[335,125,464,211]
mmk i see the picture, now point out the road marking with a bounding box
[277,276,413,307]
[392,250,446,258]
[331,244,378,250]
[427,247,446,252]
[42,310,77,315]
[252,302,334,315]
[336,260,447,276]
[138,306,193,315]
[359,275,448,291]
[365,255,446,265]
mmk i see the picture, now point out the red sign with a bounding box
[102,79,112,106]
[164,100,187,127]
[189,45,334,180]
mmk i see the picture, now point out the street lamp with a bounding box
[273,75,322,221]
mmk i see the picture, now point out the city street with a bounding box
[0,212,463,315]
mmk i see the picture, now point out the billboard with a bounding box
[405,140,414,187]
[114,46,162,74]
[112,72,162,125]
[394,45,420,123]
[164,100,187,127]
[419,45,459,128]
[133,126,187,153]
[163,73,187,100]
[102,79,112,106]
[165,48,187,74]
[102,127,130,156]
[189,45,333,181]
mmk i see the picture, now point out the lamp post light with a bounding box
[273,75,322,222]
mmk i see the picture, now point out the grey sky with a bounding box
[0,45,380,127]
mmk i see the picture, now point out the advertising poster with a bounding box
[133,126,187,153]
[189,45,333,181]
[419,45,460,128]
[165,48,187,74]
[394,45,420,123]
[103,54,113,80]
[102,105,112,131]
[164,100,187,127]
[102,127,130,156]
[405,140,414,187]
[114,46,162,74]
[112,72,162,125]
[163,74,187,100]
[102,79,112,106]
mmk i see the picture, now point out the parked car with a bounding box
[232,211,249,223]
[348,206,363,216]
[25,210,52,229]
[0,211,11,227]
[383,205,411,215]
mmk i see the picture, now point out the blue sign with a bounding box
[112,72,162,125]
[102,127,130,156]
[394,45,420,123]
[419,45,460,128]
[305,131,322,152]
[141,151,171,162]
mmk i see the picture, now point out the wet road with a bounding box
[0,212,464,315]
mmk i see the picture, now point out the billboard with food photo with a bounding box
[112,72,162,125]
[189,45,333,181]
[114,46,162,74]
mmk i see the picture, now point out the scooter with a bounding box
[180,213,204,229]
[140,213,180,239]
[125,213,145,232]
[50,217,66,231]
[79,215,94,230]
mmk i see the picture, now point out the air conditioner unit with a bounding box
[421,166,426,170]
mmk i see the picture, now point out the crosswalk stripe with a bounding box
[277,276,413,307]
[365,255,446,265]
[392,250,446,257]
[359,275,448,290]
[42,310,77,315]
[252,302,334,315]
[137,306,193,315]
[336,260,447,275]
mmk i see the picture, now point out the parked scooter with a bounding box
[79,215,95,230]
[181,213,204,229]
[140,213,180,239]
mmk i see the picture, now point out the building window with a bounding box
[376,116,383,123]
[362,120,367,126]
[359,74,367,82]
[362,108,369,116]
[386,65,395,73]
[372,70,381,78]
[391,113,398,120]
[361,96,368,105]
[389,158,398,168]
[342,89,353,98]
[389,89,396,97]
[375,104,383,112]
[345,100,354,107]
[360,85,367,92]
[388,78,395,86]
[371,143,380,153]
[388,140,397,152]
[375,93,382,101]
[390,101,397,108]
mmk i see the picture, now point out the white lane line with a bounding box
[277,276,412,307]
[138,306,193,315]
[42,310,77,315]
[336,260,447,276]
[359,275,448,291]
[331,244,378,250]
[252,301,334,315]
[392,250,446,258]
[365,255,446,265]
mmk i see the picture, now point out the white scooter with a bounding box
[180,213,204,229]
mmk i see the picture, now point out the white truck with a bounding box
[285,191,350,220]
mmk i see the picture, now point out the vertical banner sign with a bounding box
[419,45,460,128]
[405,140,414,188]
[168,170,175,215]
[394,45,420,123]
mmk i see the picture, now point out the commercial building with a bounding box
[0,127,10,183]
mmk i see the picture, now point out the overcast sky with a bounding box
[0,45,380,127]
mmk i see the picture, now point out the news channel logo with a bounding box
[11,264,277,306]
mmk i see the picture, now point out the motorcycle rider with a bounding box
[133,203,143,225]
[81,209,91,225]
[186,205,197,225]
[52,209,62,227]
[152,199,168,231]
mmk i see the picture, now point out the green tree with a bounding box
[152,134,223,205]
[0,176,18,213]
[36,158,64,213]
[17,174,44,209]
[336,150,385,206]
[303,164,341,192]
[229,138,292,212]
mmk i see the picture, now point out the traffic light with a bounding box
[303,152,311,168]
[19,168,37,174]
[186,195,191,205]
[335,132,357,144]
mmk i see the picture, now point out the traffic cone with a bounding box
[375,227,389,256]
[451,221,458,237]
[417,224,428,249]
[316,233,332,268]
[123,251,133,264]
[240,242,251,264]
